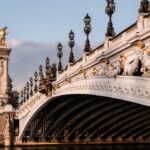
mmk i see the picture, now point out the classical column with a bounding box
[0,27,11,108]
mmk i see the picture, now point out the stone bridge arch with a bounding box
[17,76,150,141]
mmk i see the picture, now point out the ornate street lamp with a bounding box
[45,57,51,80]
[51,63,57,80]
[23,86,27,102]
[39,65,44,86]
[34,71,38,93]
[38,65,47,94]
[20,90,24,104]
[68,30,75,64]
[45,57,53,94]
[30,77,33,96]
[26,82,29,100]
[139,0,149,14]
[105,0,116,37]
[84,14,92,53]
[57,43,63,72]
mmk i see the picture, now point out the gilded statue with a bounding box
[134,40,150,77]
[0,27,7,45]
[141,47,150,77]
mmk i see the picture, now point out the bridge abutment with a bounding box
[0,105,14,146]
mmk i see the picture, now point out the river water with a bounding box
[1,145,150,150]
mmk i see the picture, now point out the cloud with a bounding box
[8,39,23,48]
[8,39,82,91]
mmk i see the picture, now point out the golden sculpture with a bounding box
[134,40,145,49]
[100,58,110,65]
[141,47,150,77]
[119,54,126,69]
[79,69,87,78]
[0,27,7,45]
[92,67,100,76]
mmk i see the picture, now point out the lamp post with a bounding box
[139,0,149,14]
[105,0,116,37]
[84,14,92,53]
[57,43,63,72]
[39,65,44,87]
[45,57,51,80]
[23,86,26,102]
[26,82,29,100]
[34,72,38,93]
[30,77,33,96]
[20,90,24,104]
[68,30,75,64]
[51,63,57,80]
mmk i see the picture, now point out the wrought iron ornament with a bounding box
[105,0,116,37]
[68,30,75,64]
[84,14,92,53]
[57,43,63,72]
[139,0,149,14]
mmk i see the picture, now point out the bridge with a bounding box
[0,0,150,146]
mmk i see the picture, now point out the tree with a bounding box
[7,76,19,109]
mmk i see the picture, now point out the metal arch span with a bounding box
[20,94,150,143]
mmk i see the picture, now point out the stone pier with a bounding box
[0,27,13,146]
[0,105,14,146]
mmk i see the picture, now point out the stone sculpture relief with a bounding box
[134,40,150,77]
[92,40,150,78]
[0,27,7,45]
[141,47,150,77]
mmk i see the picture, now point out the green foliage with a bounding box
[7,76,19,109]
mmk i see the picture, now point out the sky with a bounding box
[0,0,141,91]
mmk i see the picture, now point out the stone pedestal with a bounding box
[3,104,14,147]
